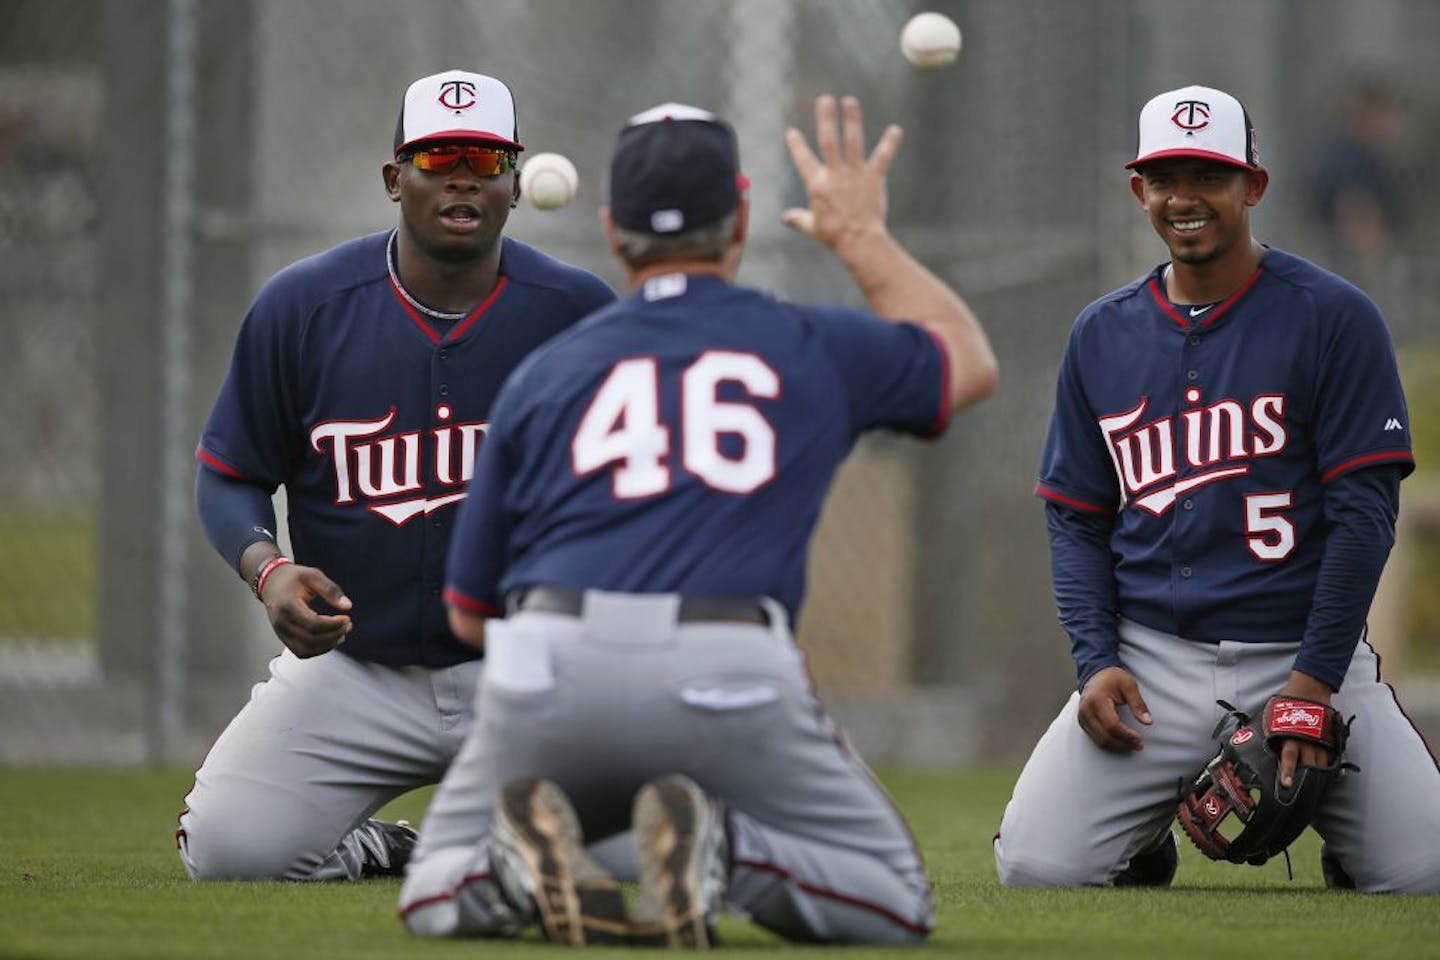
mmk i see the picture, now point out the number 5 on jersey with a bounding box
[572,352,779,497]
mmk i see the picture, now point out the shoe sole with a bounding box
[633,775,713,949]
[495,779,629,946]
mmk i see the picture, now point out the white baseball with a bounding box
[900,12,962,70]
[519,152,579,210]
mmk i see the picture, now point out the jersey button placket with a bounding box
[1172,321,1200,627]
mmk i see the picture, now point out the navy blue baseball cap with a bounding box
[609,103,744,235]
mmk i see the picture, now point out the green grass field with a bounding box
[1,768,1436,959]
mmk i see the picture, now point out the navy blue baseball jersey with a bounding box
[1036,247,1413,651]
[197,230,615,666]
[443,272,950,619]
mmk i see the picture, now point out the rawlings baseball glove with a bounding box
[1176,695,1354,866]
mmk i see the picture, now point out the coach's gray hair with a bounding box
[612,211,739,269]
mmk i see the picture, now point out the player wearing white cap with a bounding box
[178,70,617,881]
[994,85,1440,891]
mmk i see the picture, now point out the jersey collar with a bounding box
[1146,261,1266,331]
[385,231,508,345]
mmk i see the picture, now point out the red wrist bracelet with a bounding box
[252,556,293,600]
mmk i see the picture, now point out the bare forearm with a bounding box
[834,224,997,411]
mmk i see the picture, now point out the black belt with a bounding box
[509,585,769,626]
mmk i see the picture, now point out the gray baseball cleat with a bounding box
[630,774,729,949]
[1113,829,1179,887]
[354,819,417,878]
[489,778,630,946]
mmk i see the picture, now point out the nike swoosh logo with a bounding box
[1189,304,1215,317]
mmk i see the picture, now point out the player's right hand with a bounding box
[1078,665,1153,752]
[258,563,353,658]
[781,94,902,252]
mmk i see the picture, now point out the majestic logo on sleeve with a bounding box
[309,405,489,526]
[1099,389,1287,516]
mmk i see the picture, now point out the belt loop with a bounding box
[759,596,788,634]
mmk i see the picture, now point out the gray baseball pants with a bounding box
[995,619,1440,891]
[400,591,933,943]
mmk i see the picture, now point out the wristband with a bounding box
[251,555,293,600]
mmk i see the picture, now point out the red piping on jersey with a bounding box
[1320,450,1414,484]
[1034,482,1112,515]
[397,870,493,918]
[449,277,508,340]
[732,857,931,937]
[387,274,509,344]
[921,325,952,437]
[389,273,442,344]
[195,446,246,480]
[1146,265,1265,330]
[442,586,501,618]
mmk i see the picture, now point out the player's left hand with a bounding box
[1275,670,1336,787]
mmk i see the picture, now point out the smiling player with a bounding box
[995,85,1440,891]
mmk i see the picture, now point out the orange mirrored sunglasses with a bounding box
[402,144,514,176]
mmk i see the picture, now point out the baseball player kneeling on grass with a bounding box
[398,96,998,946]
[178,70,619,881]
[994,84,1440,892]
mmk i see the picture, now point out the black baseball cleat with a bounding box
[1320,844,1357,890]
[489,778,630,946]
[354,818,418,878]
[1113,829,1179,887]
[630,774,729,949]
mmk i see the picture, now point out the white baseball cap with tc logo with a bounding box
[1126,84,1258,171]
[393,69,524,156]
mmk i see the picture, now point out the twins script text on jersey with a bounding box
[198,232,614,666]
[1037,248,1412,645]
[310,407,490,525]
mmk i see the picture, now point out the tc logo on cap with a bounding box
[438,80,477,112]
[1171,99,1211,132]
[1126,85,1256,171]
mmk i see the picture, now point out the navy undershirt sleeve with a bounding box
[1295,464,1403,690]
[195,466,279,574]
[1044,501,1123,690]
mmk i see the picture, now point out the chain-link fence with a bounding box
[3,0,1438,767]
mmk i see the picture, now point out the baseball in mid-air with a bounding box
[900,12,962,70]
[519,152,579,210]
